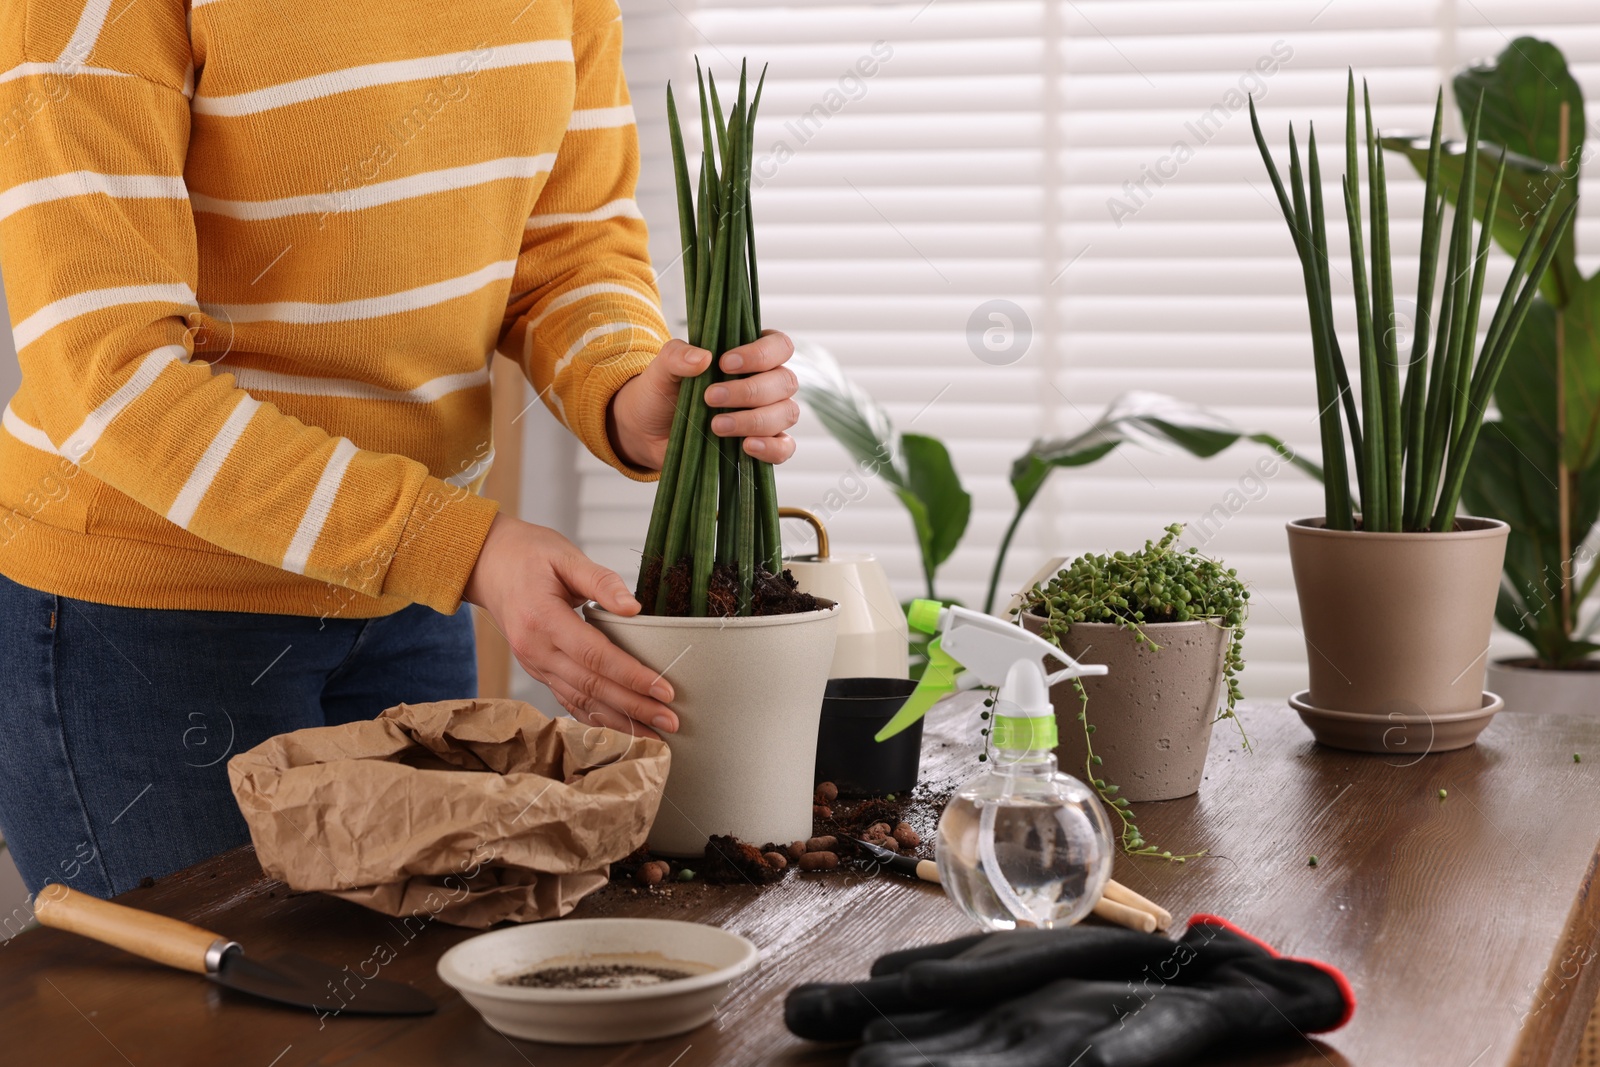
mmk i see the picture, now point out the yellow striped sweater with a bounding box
[0,0,667,618]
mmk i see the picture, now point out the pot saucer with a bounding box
[1288,690,1503,755]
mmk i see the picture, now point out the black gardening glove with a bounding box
[786,926,1180,1041]
[786,917,1353,1067]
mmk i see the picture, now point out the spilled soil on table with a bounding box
[587,770,963,911]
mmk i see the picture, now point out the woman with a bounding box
[0,0,799,897]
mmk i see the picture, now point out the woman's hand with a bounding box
[607,330,800,471]
[463,514,675,741]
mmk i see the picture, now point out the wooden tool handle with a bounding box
[1103,879,1173,931]
[1092,896,1157,933]
[33,884,228,975]
[914,859,941,884]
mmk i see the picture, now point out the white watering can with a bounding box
[779,507,908,680]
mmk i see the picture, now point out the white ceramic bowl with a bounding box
[436,918,760,1044]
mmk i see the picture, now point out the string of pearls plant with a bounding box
[1012,523,1249,862]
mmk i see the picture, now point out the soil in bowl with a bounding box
[502,953,713,990]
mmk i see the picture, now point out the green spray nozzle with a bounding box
[873,599,1108,743]
[875,632,959,741]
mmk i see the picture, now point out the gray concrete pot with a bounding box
[1021,614,1228,802]
[584,602,839,856]
[1487,658,1600,715]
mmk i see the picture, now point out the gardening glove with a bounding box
[786,916,1353,1067]
[786,926,1176,1040]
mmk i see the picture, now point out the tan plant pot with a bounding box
[1285,516,1508,751]
[1487,658,1600,715]
[1021,614,1228,802]
[583,602,839,856]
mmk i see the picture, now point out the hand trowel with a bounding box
[34,884,436,1016]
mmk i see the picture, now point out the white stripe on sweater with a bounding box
[60,0,115,65]
[524,281,659,333]
[282,438,359,575]
[203,260,515,326]
[0,172,188,224]
[191,41,574,118]
[13,284,196,351]
[549,321,661,381]
[60,345,187,461]
[231,365,489,403]
[0,61,131,84]
[166,394,261,528]
[524,197,643,230]
[566,105,635,131]
[190,155,556,221]
[2,403,59,456]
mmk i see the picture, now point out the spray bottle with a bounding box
[878,600,1115,930]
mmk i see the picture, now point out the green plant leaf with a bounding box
[789,341,902,488]
[790,341,970,597]
[900,433,972,587]
[1381,37,1583,306]
[985,392,1323,613]
[1008,392,1323,516]
[1461,296,1600,665]
[1556,276,1600,473]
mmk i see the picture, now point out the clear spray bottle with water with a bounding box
[876,601,1114,930]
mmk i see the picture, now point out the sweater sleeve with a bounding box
[499,0,670,481]
[0,0,498,614]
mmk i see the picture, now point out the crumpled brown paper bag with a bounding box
[228,699,670,927]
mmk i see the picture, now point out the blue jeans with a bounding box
[0,573,476,898]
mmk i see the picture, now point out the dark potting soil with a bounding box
[701,834,786,884]
[600,773,961,898]
[643,560,820,618]
[503,963,696,989]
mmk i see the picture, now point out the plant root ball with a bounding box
[702,835,785,884]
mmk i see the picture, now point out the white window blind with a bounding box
[590,0,1600,699]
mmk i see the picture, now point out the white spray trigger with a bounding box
[934,604,1106,691]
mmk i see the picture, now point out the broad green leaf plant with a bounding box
[789,345,1307,613]
[1383,38,1599,668]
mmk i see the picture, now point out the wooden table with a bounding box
[4,698,1598,1066]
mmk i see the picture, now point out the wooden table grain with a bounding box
[3,698,1598,1067]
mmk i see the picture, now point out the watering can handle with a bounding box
[778,506,829,559]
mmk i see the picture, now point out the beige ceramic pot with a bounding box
[584,602,839,856]
[1285,516,1508,751]
[1021,614,1228,802]
[1487,659,1600,715]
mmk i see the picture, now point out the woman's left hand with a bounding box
[607,330,799,471]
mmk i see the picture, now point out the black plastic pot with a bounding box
[814,677,923,797]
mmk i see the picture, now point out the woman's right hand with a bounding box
[462,513,676,741]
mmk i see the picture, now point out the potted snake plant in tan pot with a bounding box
[1249,74,1575,752]
[585,66,838,855]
